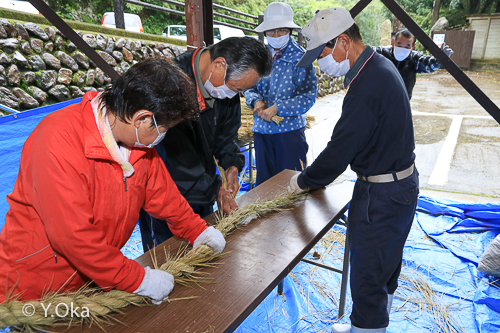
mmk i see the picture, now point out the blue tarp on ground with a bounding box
[1,103,500,332]
[0,98,82,230]
[234,196,500,333]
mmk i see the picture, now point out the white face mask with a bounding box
[134,111,166,149]
[393,46,412,61]
[317,39,350,77]
[267,33,290,50]
[204,64,238,99]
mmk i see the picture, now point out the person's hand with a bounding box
[193,226,226,254]
[217,185,239,215]
[261,105,278,122]
[133,266,175,305]
[441,43,454,57]
[288,174,305,193]
[254,100,266,119]
[226,166,240,198]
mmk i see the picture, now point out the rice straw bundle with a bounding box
[0,189,307,332]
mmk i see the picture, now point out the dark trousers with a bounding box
[254,128,308,186]
[138,204,213,253]
[348,169,419,329]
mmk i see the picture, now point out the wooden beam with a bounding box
[185,0,204,48]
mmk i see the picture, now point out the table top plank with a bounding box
[54,170,353,333]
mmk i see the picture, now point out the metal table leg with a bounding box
[338,218,350,318]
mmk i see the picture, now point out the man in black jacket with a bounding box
[374,28,453,99]
[139,37,272,252]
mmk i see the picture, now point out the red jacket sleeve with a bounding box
[143,150,208,244]
[23,120,145,293]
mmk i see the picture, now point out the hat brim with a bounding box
[254,20,301,33]
[297,43,326,67]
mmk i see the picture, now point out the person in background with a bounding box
[244,2,317,186]
[139,37,273,252]
[291,8,419,333]
[0,59,225,304]
[374,27,453,99]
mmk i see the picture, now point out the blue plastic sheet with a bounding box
[1,103,500,332]
[235,195,500,333]
[0,98,82,229]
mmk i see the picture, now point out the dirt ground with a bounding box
[306,69,500,199]
[411,70,500,197]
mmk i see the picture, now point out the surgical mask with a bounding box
[317,39,350,77]
[204,64,238,99]
[393,46,412,61]
[134,111,166,149]
[267,34,290,50]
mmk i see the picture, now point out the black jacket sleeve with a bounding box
[213,96,245,172]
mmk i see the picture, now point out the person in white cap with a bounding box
[243,2,317,186]
[290,8,419,333]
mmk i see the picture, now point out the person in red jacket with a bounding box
[0,59,225,304]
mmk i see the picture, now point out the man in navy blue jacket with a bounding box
[293,8,419,333]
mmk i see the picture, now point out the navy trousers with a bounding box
[348,169,419,329]
[138,204,213,253]
[254,128,308,186]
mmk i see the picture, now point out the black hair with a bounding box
[325,23,362,48]
[208,36,272,80]
[101,59,199,127]
[394,28,416,45]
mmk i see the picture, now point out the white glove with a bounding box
[133,266,175,305]
[193,226,226,254]
[441,43,454,57]
[288,174,305,193]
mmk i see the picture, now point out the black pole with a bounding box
[203,0,214,46]
[113,0,125,30]
[258,14,264,43]
[350,0,373,18]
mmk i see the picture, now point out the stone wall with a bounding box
[0,18,184,115]
[315,67,345,98]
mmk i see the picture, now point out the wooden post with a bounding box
[113,0,125,30]
[298,31,304,48]
[258,14,264,43]
[481,17,492,60]
[203,0,214,46]
[185,0,204,48]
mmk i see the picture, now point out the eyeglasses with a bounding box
[265,29,290,37]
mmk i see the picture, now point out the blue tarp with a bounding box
[0,98,82,229]
[235,196,500,333]
[1,103,500,332]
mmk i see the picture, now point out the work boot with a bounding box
[352,327,386,332]
[387,294,394,315]
[331,323,351,333]
[332,324,387,332]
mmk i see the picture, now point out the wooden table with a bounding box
[56,170,354,333]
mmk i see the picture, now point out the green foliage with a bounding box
[42,0,497,47]
[46,0,113,24]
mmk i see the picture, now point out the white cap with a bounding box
[254,2,301,33]
[297,7,355,67]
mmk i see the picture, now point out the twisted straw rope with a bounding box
[0,190,306,332]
